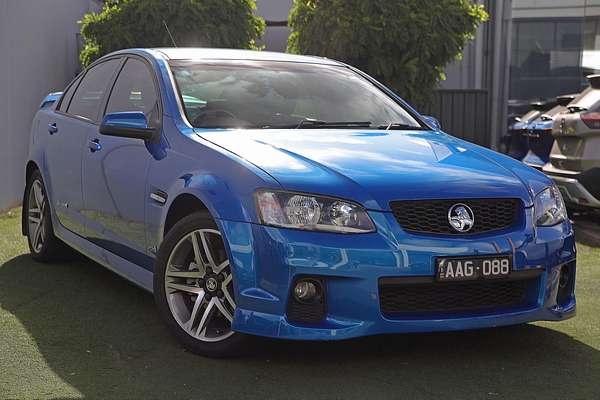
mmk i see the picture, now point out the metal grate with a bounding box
[287,300,326,324]
[379,277,537,317]
[390,198,518,235]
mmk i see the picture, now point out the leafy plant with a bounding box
[288,0,488,107]
[80,0,265,67]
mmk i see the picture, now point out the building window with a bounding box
[510,19,585,101]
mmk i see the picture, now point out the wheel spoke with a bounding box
[185,290,205,331]
[189,232,204,267]
[214,297,233,322]
[32,223,43,250]
[213,259,229,274]
[33,182,44,209]
[166,282,203,294]
[222,274,236,309]
[28,215,41,224]
[199,231,217,269]
[196,297,217,338]
[39,221,46,244]
[166,269,203,279]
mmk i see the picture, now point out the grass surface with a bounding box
[0,209,599,400]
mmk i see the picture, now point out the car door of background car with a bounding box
[45,58,122,236]
[82,56,160,270]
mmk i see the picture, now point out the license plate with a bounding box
[436,255,512,282]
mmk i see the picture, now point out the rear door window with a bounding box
[67,58,121,122]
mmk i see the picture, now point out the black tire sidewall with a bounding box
[153,211,248,358]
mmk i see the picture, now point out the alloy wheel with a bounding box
[164,229,236,342]
[28,179,47,253]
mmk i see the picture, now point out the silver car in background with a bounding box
[544,75,600,211]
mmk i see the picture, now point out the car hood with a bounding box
[198,129,544,211]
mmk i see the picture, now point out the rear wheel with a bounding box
[25,170,72,262]
[154,212,248,357]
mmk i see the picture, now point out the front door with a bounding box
[82,57,161,270]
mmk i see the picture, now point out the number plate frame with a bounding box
[435,255,513,283]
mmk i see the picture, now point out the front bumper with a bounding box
[218,209,576,340]
[543,163,600,209]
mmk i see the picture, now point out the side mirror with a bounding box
[100,112,156,140]
[422,115,441,131]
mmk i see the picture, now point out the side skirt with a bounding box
[54,224,154,293]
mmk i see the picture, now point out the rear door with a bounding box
[81,56,161,270]
[45,58,122,235]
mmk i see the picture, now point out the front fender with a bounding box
[146,127,282,250]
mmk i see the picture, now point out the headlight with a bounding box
[255,190,376,233]
[534,186,567,226]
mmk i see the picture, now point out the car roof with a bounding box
[150,47,342,66]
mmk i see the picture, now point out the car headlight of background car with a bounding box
[534,185,567,226]
[255,190,376,233]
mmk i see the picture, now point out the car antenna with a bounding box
[163,20,178,47]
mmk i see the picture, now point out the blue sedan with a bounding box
[24,48,576,357]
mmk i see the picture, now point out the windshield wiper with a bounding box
[295,119,372,129]
[377,122,425,130]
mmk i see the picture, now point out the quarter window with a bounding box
[67,58,121,121]
[58,75,82,113]
[105,58,159,123]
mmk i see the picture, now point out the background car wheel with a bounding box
[154,212,249,358]
[25,170,73,262]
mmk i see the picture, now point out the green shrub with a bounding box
[288,0,488,107]
[80,0,265,67]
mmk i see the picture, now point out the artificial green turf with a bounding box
[0,209,599,400]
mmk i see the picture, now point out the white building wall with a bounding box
[0,0,99,211]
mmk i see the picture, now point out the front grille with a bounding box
[390,198,518,235]
[379,277,538,317]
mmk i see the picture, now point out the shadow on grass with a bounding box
[1,254,599,399]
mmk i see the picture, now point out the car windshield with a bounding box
[170,60,423,130]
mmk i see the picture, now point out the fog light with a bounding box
[294,280,318,302]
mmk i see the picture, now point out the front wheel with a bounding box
[154,212,249,357]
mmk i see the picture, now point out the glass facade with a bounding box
[510,18,586,101]
[509,1,600,102]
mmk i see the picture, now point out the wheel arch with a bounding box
[163,193,211,239]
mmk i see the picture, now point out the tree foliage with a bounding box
[288,0,488,107]
[80,0,265,67]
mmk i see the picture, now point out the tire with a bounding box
[24,170,73,262]
[154,211,249,357]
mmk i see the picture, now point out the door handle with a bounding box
[48,123,58,135]
[88,138,102,153]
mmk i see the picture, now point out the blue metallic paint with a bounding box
[26,48,576,340]
[101,111,150,129]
